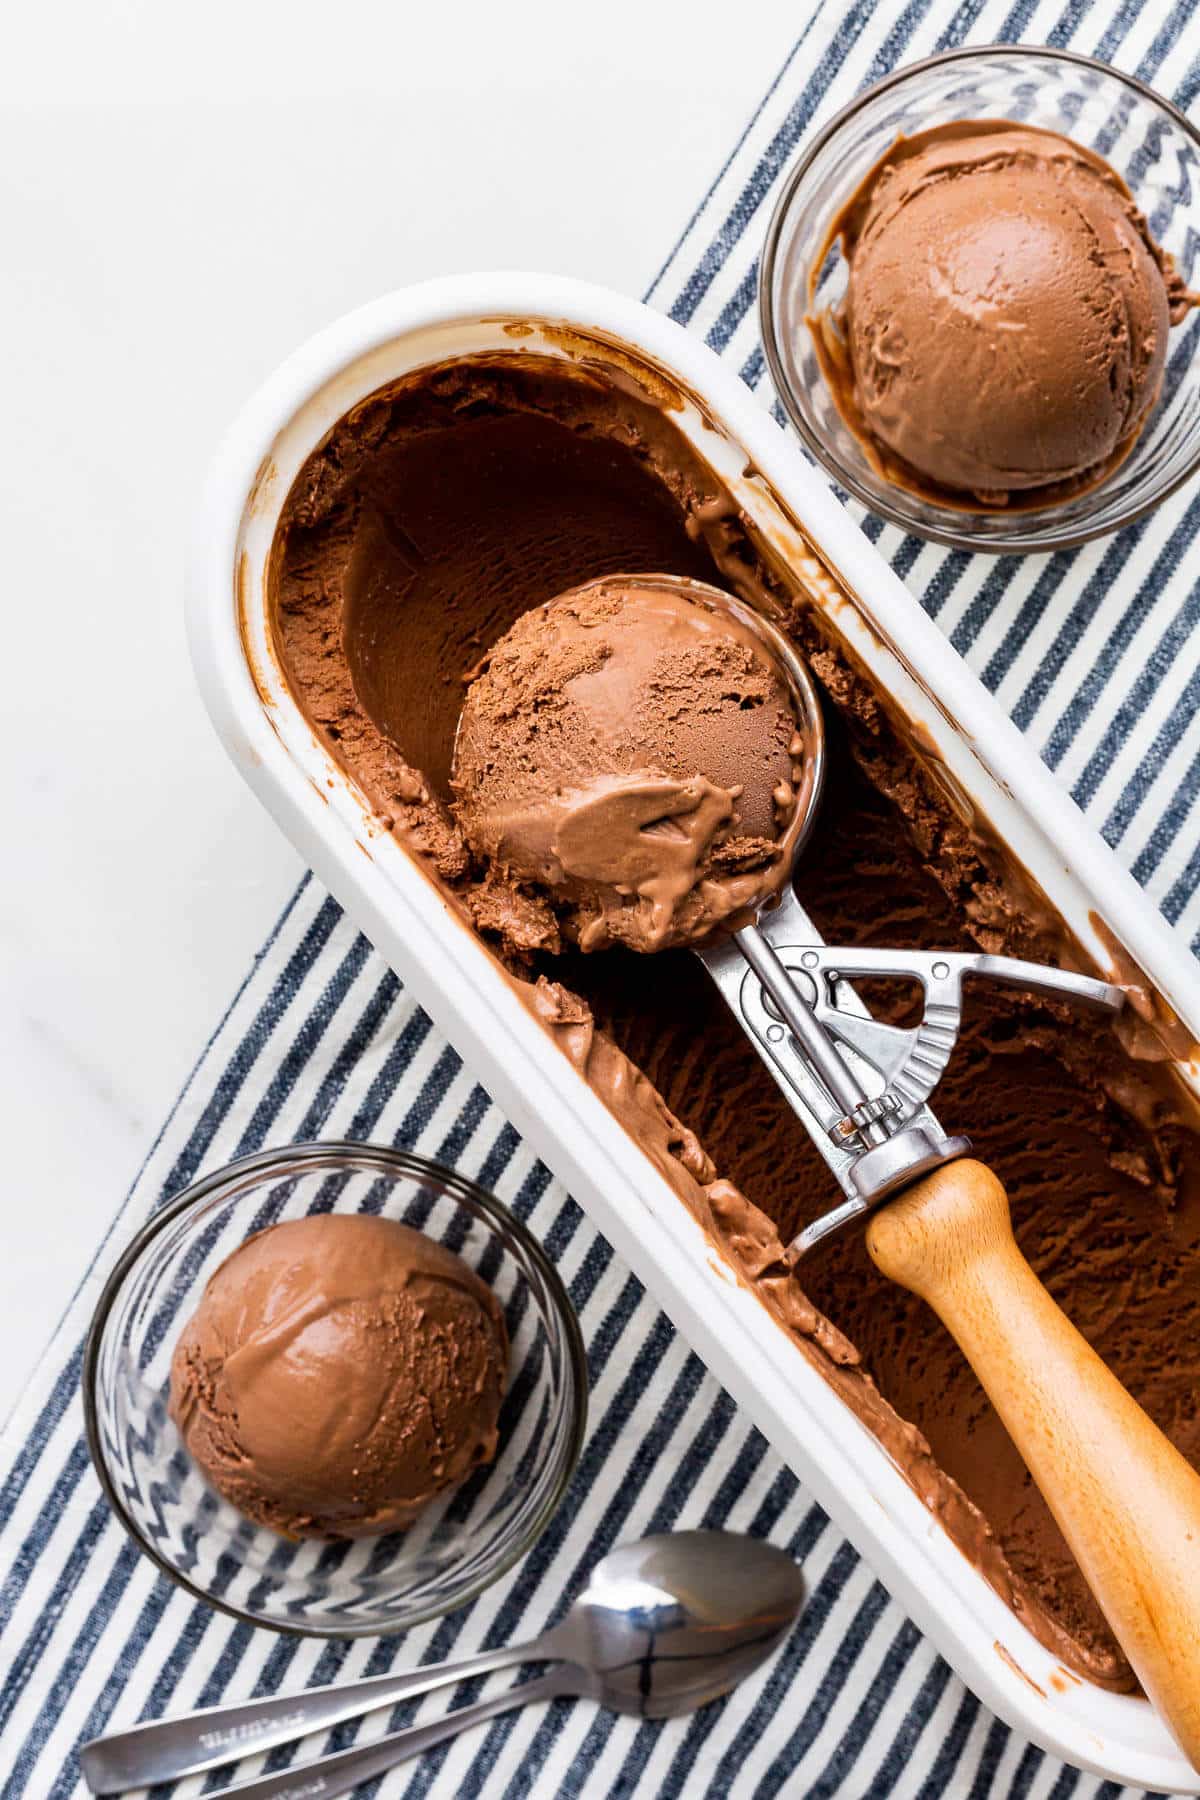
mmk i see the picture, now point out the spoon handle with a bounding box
[203,1667,575,1800]
[867,1158,1200,1771]
[80,1633,554,1793]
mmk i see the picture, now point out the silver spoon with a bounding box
[80,1530,804,1794]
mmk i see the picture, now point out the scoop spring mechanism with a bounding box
[699,885,1125,1256]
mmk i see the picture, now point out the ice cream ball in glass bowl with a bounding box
[84,1142,586,1636]
[760,45,1200,552]
[167,1211,509,1541]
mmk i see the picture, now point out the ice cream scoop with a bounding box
[457,572,1200,1765]
[169,1214,508,1539]
[694,597,1200,1768]
[808,121,1195,509]
[451,575,821,953]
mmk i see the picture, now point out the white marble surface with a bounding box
[0,2,797,1425]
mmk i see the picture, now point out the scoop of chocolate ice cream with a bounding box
[169,1214,508,1539]
[811,121,1195,508]
[451,577,808,953]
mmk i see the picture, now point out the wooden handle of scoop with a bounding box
[866,1158,1200,1768]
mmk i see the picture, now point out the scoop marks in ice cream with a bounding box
[169,1215,508,1539]
[809,121,1196,508]
[451,578,809,953]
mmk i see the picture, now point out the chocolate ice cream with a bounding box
[267,349,1200,1685]
[809,121,1196,508]
[451,577,809,953]
[170,1214,508,1539]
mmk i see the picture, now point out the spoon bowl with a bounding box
[543,1529,806,1719]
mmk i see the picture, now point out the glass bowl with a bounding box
[83,1142,587,1637]
[759,45,1200,552]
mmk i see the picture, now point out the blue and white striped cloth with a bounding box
[6,3,1200,1794]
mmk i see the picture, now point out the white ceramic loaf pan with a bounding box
[189,273,1200,1791]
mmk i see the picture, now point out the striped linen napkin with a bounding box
[6,1,1200,1794]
